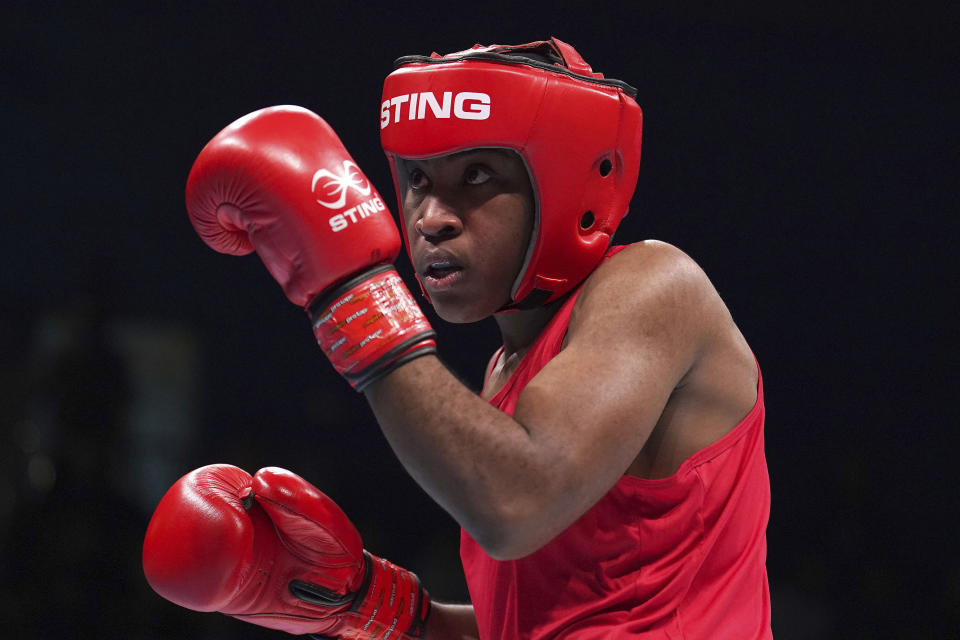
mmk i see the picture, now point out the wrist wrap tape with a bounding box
[309,265,435,390]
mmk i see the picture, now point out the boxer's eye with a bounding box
[465,166,492,186]
[408,168,429,191]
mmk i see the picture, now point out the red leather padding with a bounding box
[380,38,643,307]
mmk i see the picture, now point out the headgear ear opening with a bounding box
[380,37,643,308]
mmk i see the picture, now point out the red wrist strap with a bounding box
[351,552,430,639]
[301,551,430,640]
[309,266,435,390]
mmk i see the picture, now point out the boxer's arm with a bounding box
[424,603,479,640]
[366,242,724,559]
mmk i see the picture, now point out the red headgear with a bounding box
[380,37,643,308]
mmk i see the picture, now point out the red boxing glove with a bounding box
[185,105,435,390]
[142,464,430,639]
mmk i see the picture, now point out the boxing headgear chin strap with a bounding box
[380,37,643,309]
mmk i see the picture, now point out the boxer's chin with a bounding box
[429,289,508,325]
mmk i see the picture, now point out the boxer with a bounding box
[145,38,771,639]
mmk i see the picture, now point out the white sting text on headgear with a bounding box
[380,91,491,129]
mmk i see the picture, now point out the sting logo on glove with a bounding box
[185,105,436,389]
[312,160,391,232]
[312,160,372,209]
[326,195,389,233]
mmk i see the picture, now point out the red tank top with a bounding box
[460,247,772,639]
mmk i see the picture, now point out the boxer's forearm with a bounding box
[364,355,561,559]
[424,603,479,640]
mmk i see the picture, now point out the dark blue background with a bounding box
[1,3,955,637]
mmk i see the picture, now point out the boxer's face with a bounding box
[401,149,534,323]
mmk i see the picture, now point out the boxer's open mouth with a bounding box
[423,260,464,288]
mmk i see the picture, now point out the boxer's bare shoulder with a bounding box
[560,239,759,478]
